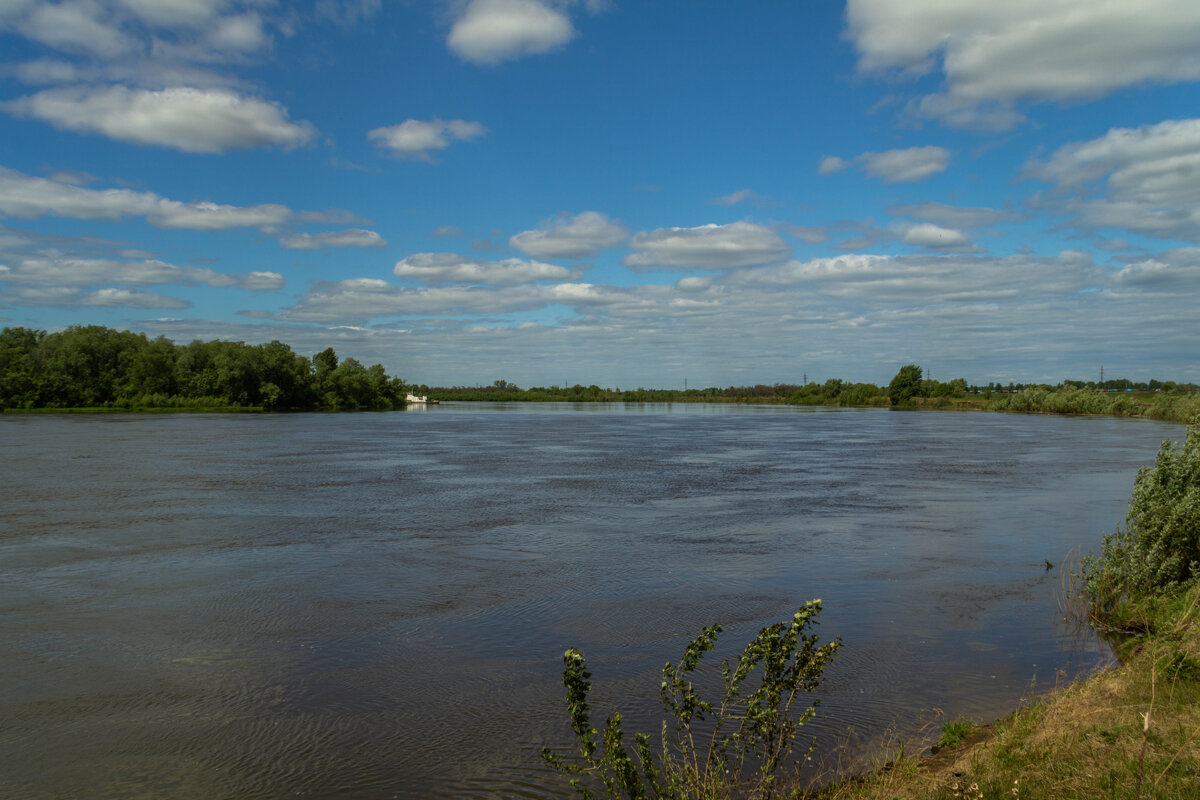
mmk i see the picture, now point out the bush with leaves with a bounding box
[1083,425,1200,620]
[542,599,840,800]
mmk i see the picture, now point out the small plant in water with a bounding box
[542,599,841,799]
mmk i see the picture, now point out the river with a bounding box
[0,405,1181,798]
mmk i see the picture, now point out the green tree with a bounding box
[0,326,43,408]
[887,364,923,406]
[124,335,178,399]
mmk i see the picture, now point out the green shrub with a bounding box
[543,600,840,800]
[1083,426,1200,620]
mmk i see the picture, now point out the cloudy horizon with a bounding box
[2,1,1199,388]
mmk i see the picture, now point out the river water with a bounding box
[0,405,1181,798]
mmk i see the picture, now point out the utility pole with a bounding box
[1100,365,1104,385]
[803,372,807,385]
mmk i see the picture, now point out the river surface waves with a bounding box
[0,404,1179,798]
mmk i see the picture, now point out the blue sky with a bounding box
[2,1,1200,388]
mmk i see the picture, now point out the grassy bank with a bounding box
[820,426,1200,800]
[820,581,1200,800]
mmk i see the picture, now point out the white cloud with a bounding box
[509,211,628,258]
[0,166,348,235]
[0,255,284,290]
[150,200,294,231]
[0,166,157,221]
[85,287,191,308]
[1113,248,1200,289]
[447,0,576,65]
[820,146,951,184]
[4,285,191,309]
[893,222,972,249]
[624,222,791,270]
[254,278,554,322]
[860,148,952,183]
[846,0,1200,130]
[1026,118,1200,242]
[888,202,1020,229]
[18,0,132,59]
[817,156,847,175]
[4,86,315,153]
[431,225,465,238]
[279,229,387,250]
[393,253,579,284]
[676,276,710,292]
[367,118,486,161]
[734,251,1103,305]
[206,12,268,52]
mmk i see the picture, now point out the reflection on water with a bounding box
[0,405,1180,798]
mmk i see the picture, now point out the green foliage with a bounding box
[936,717,978,749]
[887,364,923,406]
[1159,650,1200,681]
[1082,426,1200,623]
[543,600,841,800]
[0,325,406,412]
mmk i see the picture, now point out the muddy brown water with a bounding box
[0,405,1181,798]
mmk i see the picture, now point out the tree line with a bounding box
[430,366,1200,423]
[0,325,407,411]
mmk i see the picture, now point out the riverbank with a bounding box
[817,579,1200,800]
[816,425,1200,800]
[425,388,1200,425]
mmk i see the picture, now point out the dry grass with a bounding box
[817,582,1200,800]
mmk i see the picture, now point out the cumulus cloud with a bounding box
[623,222,791,271]
[818,146,951,184]
[4,285,192,309]
[892,222,973,249]
[253,278,554,323]
[447,0,576,65]
[279,229,387,250]
[509,211,628,259]
[151,200,294,231]
[393,252,579,284]
[846,0,1200,130]
[431,225,465,238]
[253,275,717,326]
[4,86,315,153]
[1113,248,1200,290]
[367,118,486,161]
[15,0,133,59]
[676,276,710,292]
[733,251,1103,305]
[0,254,283,291]
[888,202,1021,229]
[1025,117,1200,241]
[0,166,361,237]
